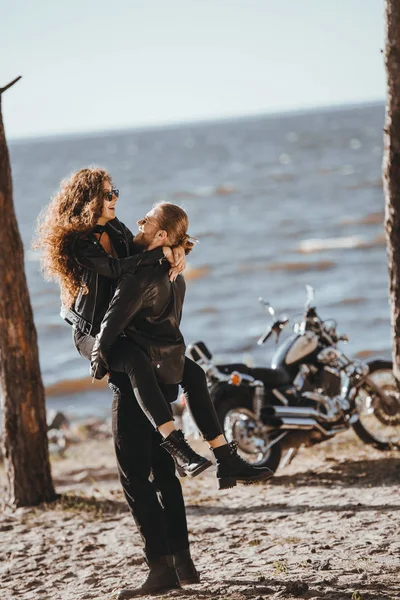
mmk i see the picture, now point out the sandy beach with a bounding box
[1,425,399,600]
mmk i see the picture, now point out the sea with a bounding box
[8,102,391,419]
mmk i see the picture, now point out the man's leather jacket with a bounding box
[92,260,186,384]
[61,218,164,336]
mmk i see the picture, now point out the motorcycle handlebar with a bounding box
[258,317,289,346]
[257,327,273,346]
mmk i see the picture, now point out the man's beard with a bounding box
[134,231,149,250]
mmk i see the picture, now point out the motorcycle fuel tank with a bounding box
[285,332,319,365]
[272,333,319,368]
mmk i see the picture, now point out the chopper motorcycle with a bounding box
[187,286,400,473]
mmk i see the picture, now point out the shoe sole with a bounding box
[218,469,274,490]
[178,575,201,585]
[187,459,213,478]
[237,470,274,485]
[117,583,180,598]
[218,476,237,490]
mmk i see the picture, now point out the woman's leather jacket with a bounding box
[61,218,164,336]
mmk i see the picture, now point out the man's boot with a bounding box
[173,548,200,585]
[212,441,274,490]
[116,555,180,598]
[160,429,212,477]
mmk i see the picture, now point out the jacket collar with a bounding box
[105,218,125,238]
[93,218,124,238]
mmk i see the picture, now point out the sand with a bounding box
[1,429,399,600]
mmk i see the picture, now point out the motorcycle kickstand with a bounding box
[280,447,299,469]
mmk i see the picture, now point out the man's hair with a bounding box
[154,202,196,255]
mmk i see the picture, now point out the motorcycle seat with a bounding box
[216,363,290,388]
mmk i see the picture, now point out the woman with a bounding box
[36,166,212,476]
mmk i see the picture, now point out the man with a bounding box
[35,168,200,598]
[90,200,273,598]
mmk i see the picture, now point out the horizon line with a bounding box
[9,98,385,145]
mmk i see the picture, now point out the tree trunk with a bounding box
[0,77,56,506]
[384,1,400,384]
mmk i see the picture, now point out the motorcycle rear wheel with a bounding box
[352,360,400,450]
[215,396,281,472]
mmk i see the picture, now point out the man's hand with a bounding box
[172,246,186,271]
[90,337,110,381]
[163,245,186,281]
[163,246,174,265]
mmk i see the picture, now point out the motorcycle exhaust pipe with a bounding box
[277,417,317,430]
[262,405,330,422]
[262,406,332,436]
[264,415,331,436]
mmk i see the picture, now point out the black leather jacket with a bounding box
[61,218,164,336]
[93,259,186,384]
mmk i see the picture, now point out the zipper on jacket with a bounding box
[91,272,98,334]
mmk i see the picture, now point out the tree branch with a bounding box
[0,76,22,96]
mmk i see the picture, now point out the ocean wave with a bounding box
[25,249,41,262]
[215,184,237,195]
[346,178,383,190]
[354,349,376,359]
[46,376,108,397]
[338,297,366,306]
[364,233,386,248]
[340,212,384,226]
[172,184,237,199]
[297,235,383,254]
[185,266,211,281]
[266,260,335,272]
[195,305,220,314]
[269,173,295,182]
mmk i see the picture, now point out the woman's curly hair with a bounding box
[33,167,112,307]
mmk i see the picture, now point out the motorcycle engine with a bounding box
[306,366,342,397]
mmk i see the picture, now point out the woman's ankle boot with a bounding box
[116,555,180,598]
[160,429,212,477]
[212,441,274,490]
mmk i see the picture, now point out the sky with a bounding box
[1,0,386,140]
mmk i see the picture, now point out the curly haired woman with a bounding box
[35,167,213,471]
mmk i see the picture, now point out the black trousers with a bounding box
[74,330,189,561]
[95,335,223,441]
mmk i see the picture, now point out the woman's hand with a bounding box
[163,246,186,281]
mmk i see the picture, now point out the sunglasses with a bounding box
[139,216,159,227]
[104,189,119,201]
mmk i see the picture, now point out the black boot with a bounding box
[116,555,180,598]
[160,430,212,478]
[212,441,274,490]
[173,548,200,585]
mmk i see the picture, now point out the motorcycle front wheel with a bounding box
[215,395,281,472]
[352,359,400,450]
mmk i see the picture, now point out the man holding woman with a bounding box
[36,167,272,597]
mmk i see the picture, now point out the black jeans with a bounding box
[73,330,189,561]
[88,333,223,441]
